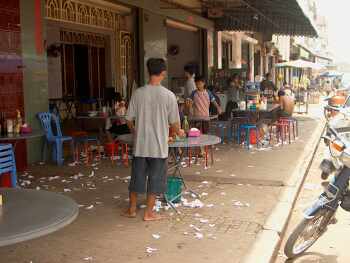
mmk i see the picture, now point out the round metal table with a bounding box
[0,130,44,142]
[0,131,45,171]
[0,188,78,247]
[117,133,221,167]
[117,133,221,148]
[76,115,126,131]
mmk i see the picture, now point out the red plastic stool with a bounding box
[0,172,12,187]
[269,121,290,145]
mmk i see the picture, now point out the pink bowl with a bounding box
[188,128,201,137]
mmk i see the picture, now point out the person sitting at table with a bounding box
[226,74,244,109]
[190,76,222,133]
[107,95,130,140]
[261,73,278,102]
[123,58,184,221]
[278,90,295,117]
[208,85,221,115]
[184,64,196,99]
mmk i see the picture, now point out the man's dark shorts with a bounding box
[129,157,168,194]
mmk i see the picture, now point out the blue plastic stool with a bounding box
[37,112,74,166]
[237,124,259,149]
[0,144,17,187]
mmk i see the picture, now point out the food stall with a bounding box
[275,59,325,114]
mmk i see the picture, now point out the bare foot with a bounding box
[120,208,137,218]
[143,211,166,221]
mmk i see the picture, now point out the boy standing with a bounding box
[190,76,222,132]
[124,58,184,221]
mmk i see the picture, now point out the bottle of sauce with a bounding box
[15,109,22,134]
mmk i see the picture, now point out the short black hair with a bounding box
[194,75,206,83]
[265,73,271,78]
[278,90,286,97]
[147,58,166,76]
[184,64,195,75]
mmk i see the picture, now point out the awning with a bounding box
[209,0,318,37]
[320,71,343,78]
[275,59,325,70]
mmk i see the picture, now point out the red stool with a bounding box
[108,140,129,167]
[269,121,290,145]
[121,142,129,167]
[278,117,297,142]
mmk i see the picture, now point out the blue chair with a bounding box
[237,124,259,149]
[37,112,74,165]
[0,144,17,187]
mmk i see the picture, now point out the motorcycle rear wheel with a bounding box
[284,209,335,259]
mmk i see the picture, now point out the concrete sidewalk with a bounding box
[0,107,324,263]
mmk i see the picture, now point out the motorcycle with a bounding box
[284,108,350,259]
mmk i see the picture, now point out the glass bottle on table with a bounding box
[15,109,22,134]
[182,115,190,136]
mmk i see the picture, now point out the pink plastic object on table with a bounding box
[188,128,201,137]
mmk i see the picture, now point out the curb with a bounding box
[241,118,326,263]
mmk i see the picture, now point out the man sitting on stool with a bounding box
[278,90,294,117]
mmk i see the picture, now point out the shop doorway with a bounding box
[60,31,107,100]
[166,20,201,94]
[74,45,89,98]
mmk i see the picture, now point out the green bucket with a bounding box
[166,176,183,203]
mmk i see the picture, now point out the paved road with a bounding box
[276,142,350,263]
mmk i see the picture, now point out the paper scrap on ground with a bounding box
[86,205,94,210]
[63,188,72,192]
[206,204,214,208]
[68,162,77,167]
[195,232,204,239]
[199,218,209,223]
[83,256,93,261]
[304,183,320,190]
[152,234,160,239]
[182,198,204,208]
[146,247,158,254]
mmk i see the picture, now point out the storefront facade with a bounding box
[0,0,317,165]
[0,0,214,164]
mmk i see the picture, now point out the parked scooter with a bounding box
[284,107,350,259]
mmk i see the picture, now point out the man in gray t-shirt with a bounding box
[123,58,184,221]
